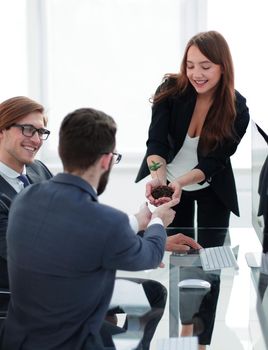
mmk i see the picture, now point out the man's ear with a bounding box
[100,153,112,171]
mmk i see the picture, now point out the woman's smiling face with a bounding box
[186,45,222,97]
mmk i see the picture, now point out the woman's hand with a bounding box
[145,178,169,206]
[168,180,183,202]
[146,179,183,206]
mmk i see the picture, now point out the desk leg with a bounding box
[169,263,180,337]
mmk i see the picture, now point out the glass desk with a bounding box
[114,227,266,349]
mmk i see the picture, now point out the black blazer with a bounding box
[0,160,52,288]
[136,85,250,216]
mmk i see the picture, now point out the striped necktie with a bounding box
[17,174,30,188]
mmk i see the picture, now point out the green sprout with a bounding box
[149,161,163,181]
[149,161,162,172]
[148,160,173,199]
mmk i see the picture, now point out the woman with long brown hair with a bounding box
[136,30,250,248]
[136,30,250,349]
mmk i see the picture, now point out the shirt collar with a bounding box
[0,161,27,178]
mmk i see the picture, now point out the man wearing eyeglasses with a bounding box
[0,99,200,350]
[0,96,52,305]
[1,107,183,350]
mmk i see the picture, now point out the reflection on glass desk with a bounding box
[114,227,265,349]
[169,247,221,341]
[157,336,198,350]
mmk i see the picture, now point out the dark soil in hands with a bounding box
[151,185,174,199]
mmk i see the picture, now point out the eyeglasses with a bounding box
[102,152,122,164]
[112,152,122,164]
[11,124,50,140]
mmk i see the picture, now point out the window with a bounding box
[0,0,28,100]
[3,0,266,170]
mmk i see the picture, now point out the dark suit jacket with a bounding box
[136,84,250,216]
[0,160,52,288]
[2,173,166,350]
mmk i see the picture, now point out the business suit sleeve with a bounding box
[102,214,166,271]
[145,79,179,160]
[135,78,182,182]
[195,92,250,180]
[146,98,171,159]
[29,160,53,179]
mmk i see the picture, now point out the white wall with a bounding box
[32,0,268,170]
[33,0,187,165]
[0,0,28,100]
[1,0,266,228]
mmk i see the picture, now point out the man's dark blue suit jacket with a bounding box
[2,173,166,349]
[0,160,53,289]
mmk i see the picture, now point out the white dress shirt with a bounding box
[128,215,163,234]
[0,162,27,193]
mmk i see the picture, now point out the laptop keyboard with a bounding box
[200,246,239,271]
[157,337,198,350]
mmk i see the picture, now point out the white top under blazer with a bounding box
[166,134,210,191]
